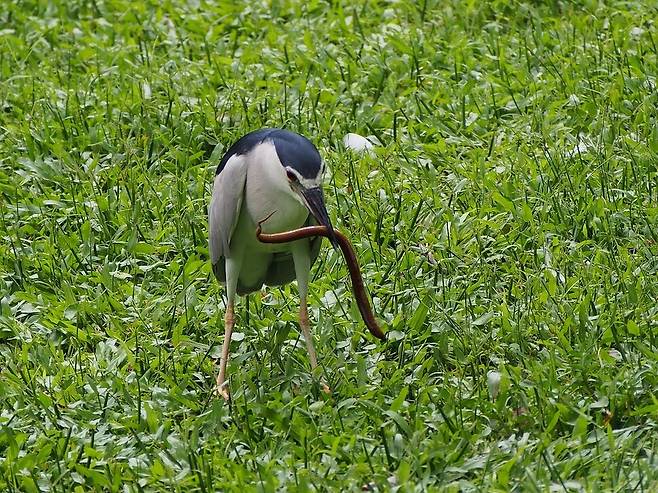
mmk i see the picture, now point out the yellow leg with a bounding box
[215,303,234,401]
[292,242,330,394]
[299,301,318,369]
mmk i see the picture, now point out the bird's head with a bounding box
[284,165,338,248]
[269,130,339,248]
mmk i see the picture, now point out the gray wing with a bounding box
[209,154,247,279]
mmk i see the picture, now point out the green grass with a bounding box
[2,0,658,490]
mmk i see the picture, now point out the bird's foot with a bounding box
[215,377,230,401]
[216,387,230,401]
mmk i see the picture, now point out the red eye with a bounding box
[286,170,298,182]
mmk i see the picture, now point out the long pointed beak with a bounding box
[301,187,339,249]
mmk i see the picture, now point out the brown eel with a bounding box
[256,219,386,341]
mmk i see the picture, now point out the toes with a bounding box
[215,378,230,401]
[215,386,230,401]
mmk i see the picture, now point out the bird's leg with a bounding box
[299,297,319,371]
[215,256,241,401]
[292,241,330,394]
[215,302,234,400]
[299,295,330,394]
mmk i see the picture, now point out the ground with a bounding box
[1,0,658,491]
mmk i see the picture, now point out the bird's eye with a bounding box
[286,170,298,182]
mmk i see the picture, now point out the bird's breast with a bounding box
[245,178,307,229]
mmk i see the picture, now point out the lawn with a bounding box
[1,0,658,491]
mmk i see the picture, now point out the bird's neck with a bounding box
[244,159,308,234]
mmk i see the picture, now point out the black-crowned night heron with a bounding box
[209,128,337,400]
